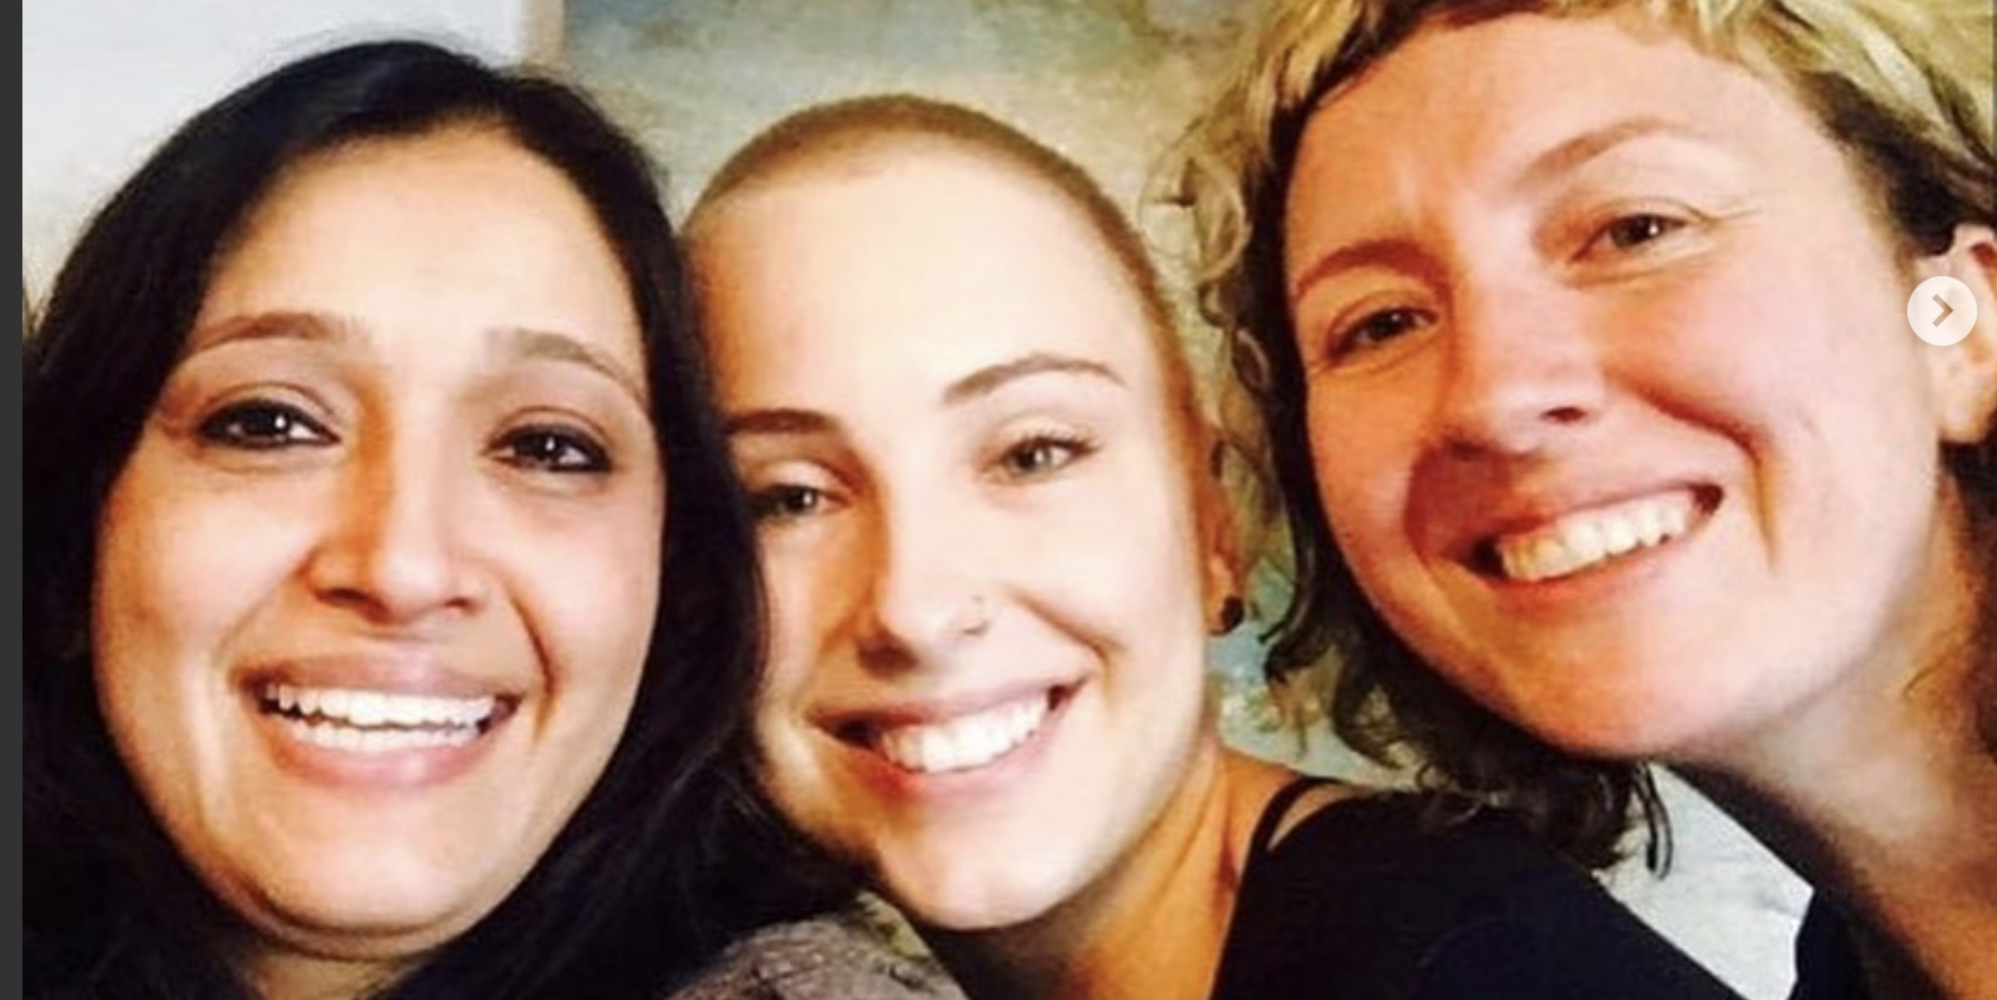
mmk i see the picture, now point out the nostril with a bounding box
[1543,404,1591,425]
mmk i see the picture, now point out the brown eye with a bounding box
[198,400,334,450]
[493,425,611,473]
[996,434,1091,481]
[1600,213,1685,252]
[749,484,829,523]
[1344,308,1426,350]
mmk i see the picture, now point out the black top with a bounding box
[1210,782,1744,1000]
[1789,896,1867,1000]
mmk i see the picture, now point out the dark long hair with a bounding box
[26,39,768,999]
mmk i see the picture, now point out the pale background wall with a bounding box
[22,0,562,300]
[22,2,1809,996]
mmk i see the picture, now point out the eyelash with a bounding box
[1315,206,1702,365]
[744,430,1096,527]
[197,398,336,450]
[1328,307,1433,361]
[1579,209,1696,263]
[197,400,614,477]
[490,424,613,474]
[991,429,1096,482]
[748,483,832,524]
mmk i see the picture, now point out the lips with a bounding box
[1477,487,1717,583]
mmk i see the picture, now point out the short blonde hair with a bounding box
[691,94,1224,513]
[1170,0,1996,866]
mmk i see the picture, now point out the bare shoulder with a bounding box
[1224,751,1366,856]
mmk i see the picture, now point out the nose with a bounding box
[1431,279,1606,460]
[304,430,487,627]
[853,485,992,669]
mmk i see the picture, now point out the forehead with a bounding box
[1285,11,1852,245]
[199,127,645,365]
[230,128,600,259]
[695,147,1164,394]
[1299,11,1793,172]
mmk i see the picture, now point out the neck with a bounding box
[1683,526,1997,1000]
[926,745,1292,1000]
[239,940,402,1000]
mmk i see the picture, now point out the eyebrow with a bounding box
[183,312,650,405]
[1512,115,1700,192]
[940,352,1123,406]
[1287,116,1703,305]
[183,310,359,353]
[488,326,649,405]
[722,353,1122,440]
[1287,239,1433,307]
[725,407,842,438]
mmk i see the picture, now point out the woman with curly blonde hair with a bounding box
[1177,1,1995,996]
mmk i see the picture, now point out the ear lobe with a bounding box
[1923,225,1997,444]
[1199,442,1247,634]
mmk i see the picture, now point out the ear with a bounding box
[1197,439,1246,634]
[1921,224,1997,444]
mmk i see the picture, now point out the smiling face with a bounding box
[693,145,1229,930]
[92,127,664,976]
[1282,11,1995,763]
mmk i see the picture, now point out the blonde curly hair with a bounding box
[1168,0,1996,867]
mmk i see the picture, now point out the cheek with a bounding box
[755,529,852,693]
[1304,388,1413,561]
[746,532,849,797]
[92,462,302,697]
[90,465,286,826]
[1619,263,1943,532]
[554,520,662,692]
[1632,235,1921,418]
[746,620,845,851]
[1037,472,1205,627]
[506,486,665,737]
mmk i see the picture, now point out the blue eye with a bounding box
[749,484,829,523]
[197,400,334,450]
[494,426,611,473]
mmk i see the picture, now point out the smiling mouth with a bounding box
[841,688,1068,776]
[257,683,509,753]
[1478,487,1719,584]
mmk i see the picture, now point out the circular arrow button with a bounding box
[1909,275,1977,347]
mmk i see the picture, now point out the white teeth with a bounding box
[874,695,1050,774]
[1493,492,1699,583]
[259,683,498,746]
[281,716,480,753]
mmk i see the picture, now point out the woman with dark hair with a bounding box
[24,39,771,1000]
[1179,1,1995,996]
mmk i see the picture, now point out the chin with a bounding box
[1504,689,1740,763]
[882,864,1067,933]
[232,866,501,961]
